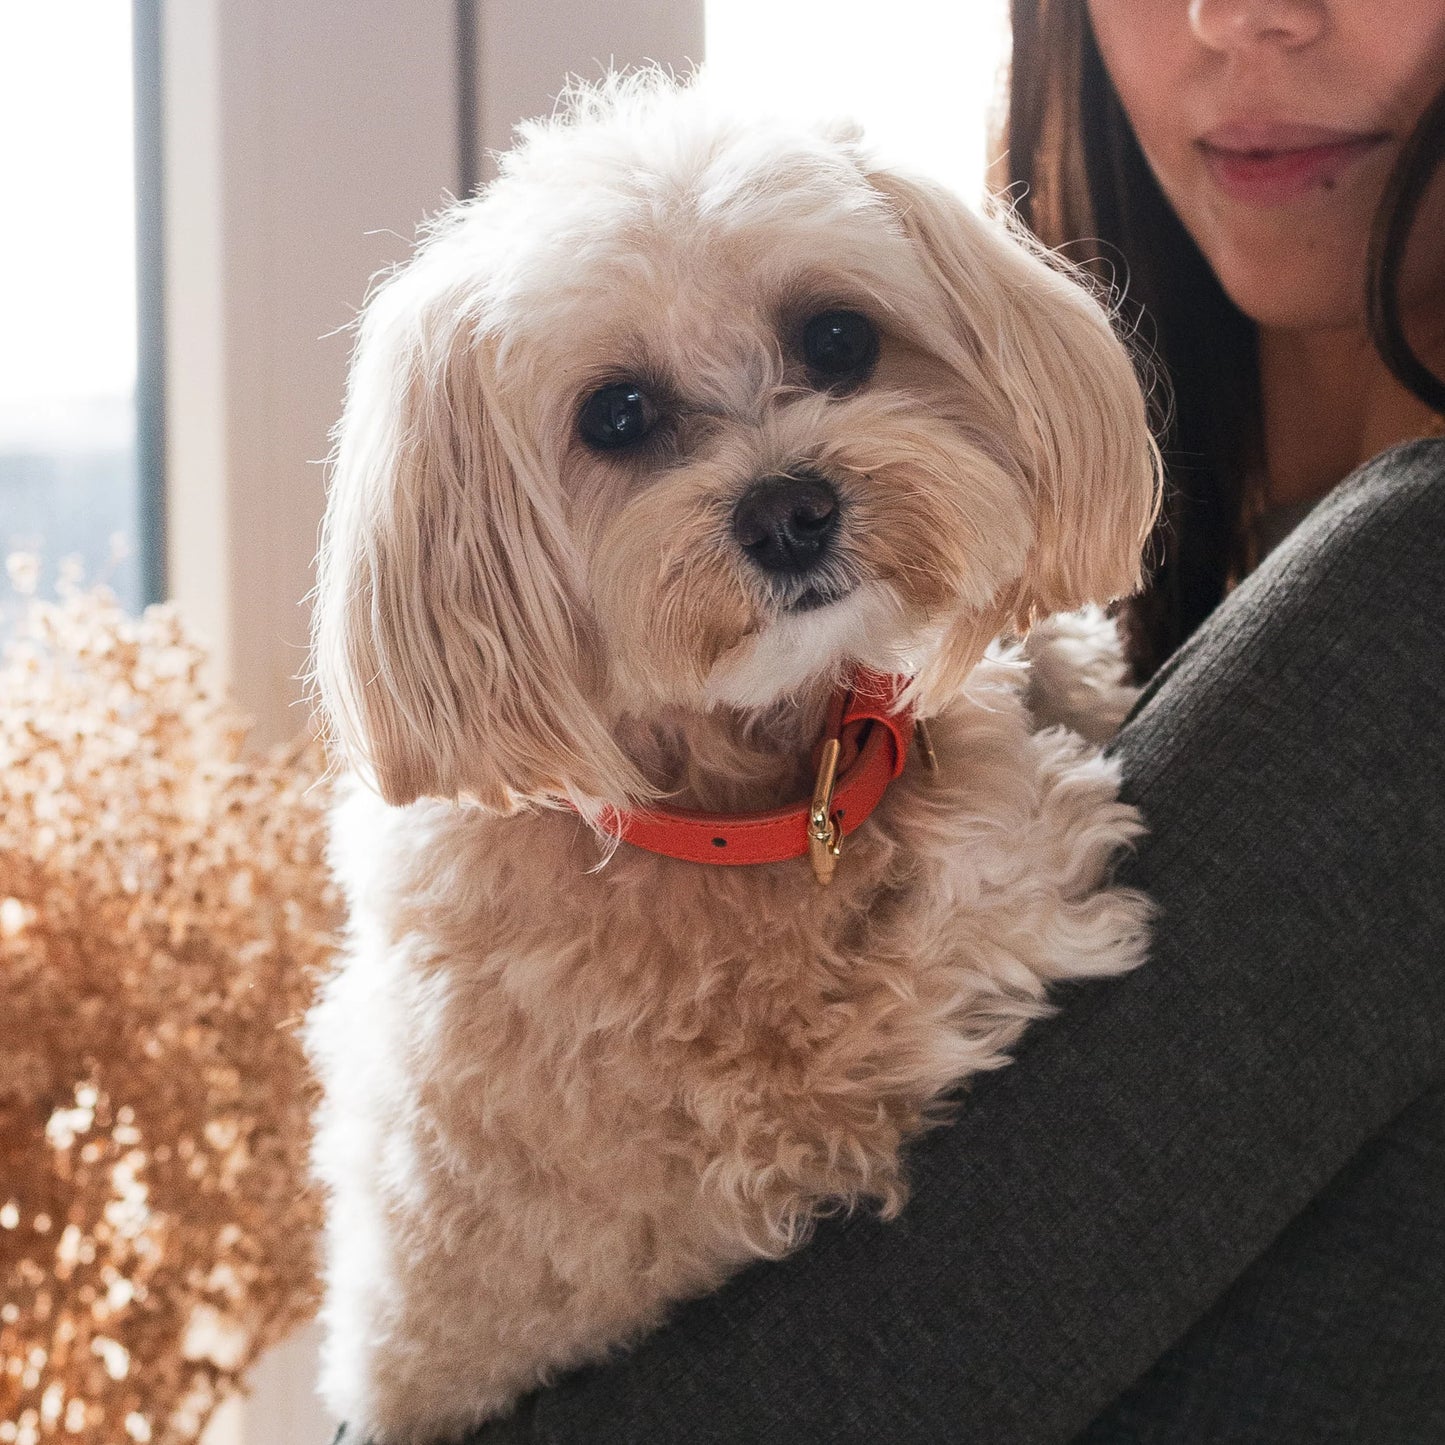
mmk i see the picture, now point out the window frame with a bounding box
[134,0,166,606]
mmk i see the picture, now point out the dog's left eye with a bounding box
[801,310,879,384]
[578,382,659,451]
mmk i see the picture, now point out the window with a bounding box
[0,1,158,622]
[705,0,1011,205]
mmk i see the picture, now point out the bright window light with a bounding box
[704,0,1012,204]
[0,1,141,612]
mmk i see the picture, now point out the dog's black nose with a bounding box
[731,473,839,575]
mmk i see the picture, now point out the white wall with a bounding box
[476,0,703,169]
[163,0,462,750]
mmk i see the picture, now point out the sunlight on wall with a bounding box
[705,0,1011,204]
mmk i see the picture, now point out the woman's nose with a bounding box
[1187,0,1327,52]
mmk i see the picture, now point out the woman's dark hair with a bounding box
[1006,0,1445,677]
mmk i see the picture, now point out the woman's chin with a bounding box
[1207,243,1373,335]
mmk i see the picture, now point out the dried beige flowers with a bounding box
[0,570,338,1444]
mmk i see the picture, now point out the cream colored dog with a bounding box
[308,73,1161,1445]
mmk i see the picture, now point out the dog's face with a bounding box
[313,78,1160,812]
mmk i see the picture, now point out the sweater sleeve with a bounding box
[457,440,1445,1445]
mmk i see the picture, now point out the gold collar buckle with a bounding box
[808,736,844,886]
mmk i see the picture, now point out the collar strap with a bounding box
[594,671,917,885]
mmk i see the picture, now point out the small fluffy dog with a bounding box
[308,74,1160,1444]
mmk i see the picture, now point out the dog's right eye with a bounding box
[578,382,659,451]
[801,309,879,386]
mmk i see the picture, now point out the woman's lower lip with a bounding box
[1200,136,1386,206]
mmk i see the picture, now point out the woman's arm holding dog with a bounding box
[460,443,1445,1444]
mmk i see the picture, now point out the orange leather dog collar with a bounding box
[595,671,917,883]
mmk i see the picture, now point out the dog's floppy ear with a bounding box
[311,259,641,812]
[868,167,1161,623]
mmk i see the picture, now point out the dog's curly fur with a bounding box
[307,73,1162,1444]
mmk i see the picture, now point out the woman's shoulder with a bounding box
[1361,435,1445,487]
[1308,436,1445,551]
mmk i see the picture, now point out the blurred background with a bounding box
[0,1,1009,1438]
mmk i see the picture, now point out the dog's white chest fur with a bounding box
[307,634,1149,1444]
